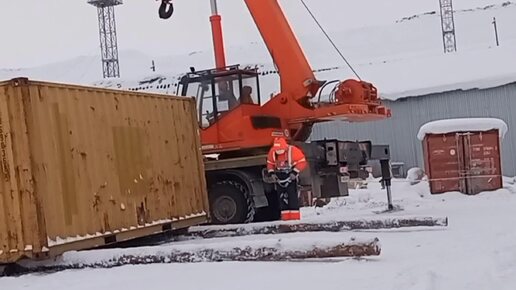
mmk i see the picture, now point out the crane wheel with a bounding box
[209,181,255,224]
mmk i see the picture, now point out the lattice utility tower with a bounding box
[439,0,457,53]
[88,0,122,78]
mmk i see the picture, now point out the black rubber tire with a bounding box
[254,190,281,222]
[209,181,255,224]
[1,263,27,277]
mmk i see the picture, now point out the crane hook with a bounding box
[159,0,174,19]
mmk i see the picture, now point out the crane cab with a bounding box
[177,65,262,128]
[177,65,288,155]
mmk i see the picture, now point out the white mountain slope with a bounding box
[1,2,516,100]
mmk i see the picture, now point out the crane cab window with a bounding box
[181,81,215,128]
[240,77,259,105]
[215,77,239,113]
[178,65,261,129]
[214,74,259,109]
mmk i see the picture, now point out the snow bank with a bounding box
[417,118,508,140]
[4,177,516,290]
[406,167,425,185]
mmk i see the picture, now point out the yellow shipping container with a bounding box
[0,78,209,264]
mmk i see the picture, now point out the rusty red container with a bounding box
[418,118,507,195]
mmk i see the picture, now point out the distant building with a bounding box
[311,81,516,177]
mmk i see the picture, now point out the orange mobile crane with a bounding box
[158,0,393,224]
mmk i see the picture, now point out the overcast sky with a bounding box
[0,0,505,68]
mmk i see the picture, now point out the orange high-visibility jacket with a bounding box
[267,137,307,173]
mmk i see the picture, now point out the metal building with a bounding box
[311,82,516,177]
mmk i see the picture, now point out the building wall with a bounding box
[311,82,516,177]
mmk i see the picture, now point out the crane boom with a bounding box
[159,0,390,152]
[244,0,319,101]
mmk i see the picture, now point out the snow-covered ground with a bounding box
[1,2,516,289]
[2,177,516,290]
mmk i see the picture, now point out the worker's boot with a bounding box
[281,210,290,221]
[281,210,301,221]
[289,210,301,221]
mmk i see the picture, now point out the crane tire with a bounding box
[209,180,255,224]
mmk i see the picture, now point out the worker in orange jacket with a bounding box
[266,137,307,221]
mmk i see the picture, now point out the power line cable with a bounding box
[300,0,362,80]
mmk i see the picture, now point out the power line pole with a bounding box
[88,0,123,78]
[439,0,457,53]
[492,17,500,46]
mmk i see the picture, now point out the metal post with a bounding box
[380,159,394,211]
[209,0,227,69]
[210,0,219,15]
[493,17,500,46]
[386,181,393,210]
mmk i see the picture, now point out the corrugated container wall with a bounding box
[422,130,503,195]
[0,78,209,264]
[311,82,516,177]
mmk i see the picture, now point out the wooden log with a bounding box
[189,217,448,239]
[4,238,380,276]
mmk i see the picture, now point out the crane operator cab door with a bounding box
[177,65,261,130]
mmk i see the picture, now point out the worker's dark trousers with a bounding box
[275,171,299,211]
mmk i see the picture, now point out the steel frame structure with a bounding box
[88,0,123,78]
[440,0,457,53]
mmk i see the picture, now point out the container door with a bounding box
[426,133,464,194]
[463,130,503,195]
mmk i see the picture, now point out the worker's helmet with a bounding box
[273,137,288,155]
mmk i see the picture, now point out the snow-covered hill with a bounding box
[1,2,516,100]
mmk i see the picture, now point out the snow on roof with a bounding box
[417,118,508,140]
[372,46,516,101]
